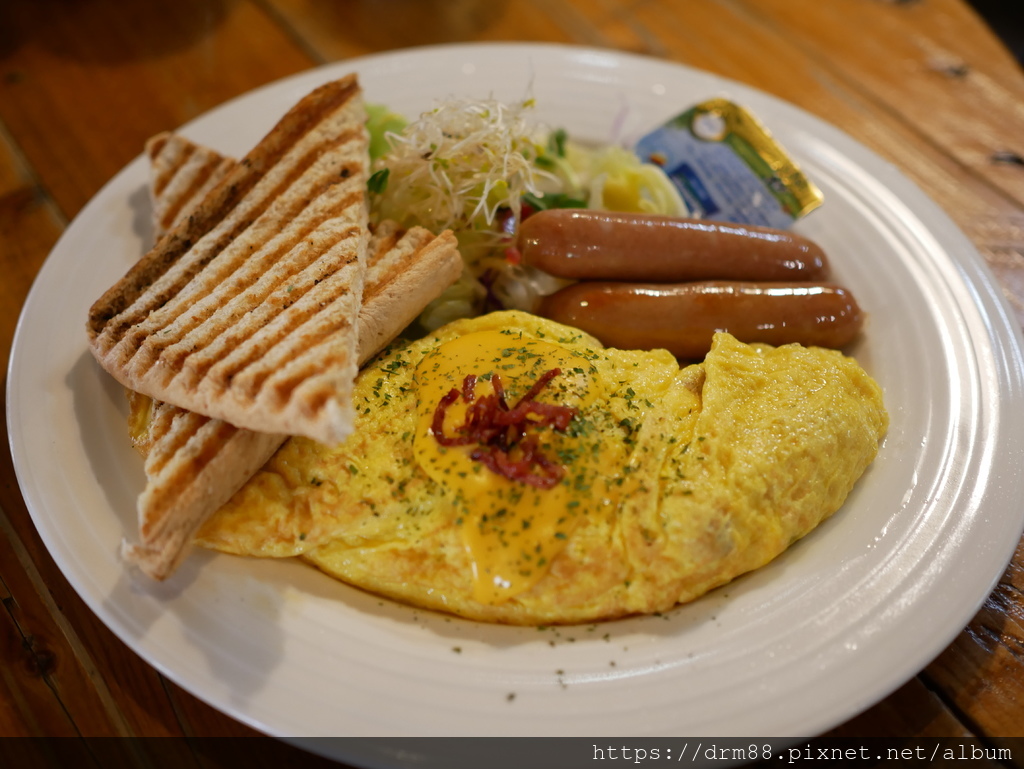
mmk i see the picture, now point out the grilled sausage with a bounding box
[518,209,830,282]
[538,281,863,359]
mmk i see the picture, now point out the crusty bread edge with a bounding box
[122,428,286,580]
[88,75,363,344]
[358,228,463,361]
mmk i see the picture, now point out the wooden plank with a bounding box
[726,0,1024,325]
[0,436,208,742]
[0,0,315,220]
[260,0,576,61]
[818,678,1007,766]
[0,114,125,741]
[925,538,1024,741]
[0,509,117,738]
[164,680,353,767]
[0,542,80,737]
[824,676,977,738]
[0,118,205,749]
[0,125,64,370]
[557,0,669,55]
[0,451,226,767]
[733,0,1024,208]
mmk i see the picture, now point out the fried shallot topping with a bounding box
[430,368,576,489]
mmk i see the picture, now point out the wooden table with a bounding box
[2,0,1022,764]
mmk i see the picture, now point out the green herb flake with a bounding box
[367,168,390,194]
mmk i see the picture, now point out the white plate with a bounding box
[9,43,1024,759]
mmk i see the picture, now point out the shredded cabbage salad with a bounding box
[366,95,687,330]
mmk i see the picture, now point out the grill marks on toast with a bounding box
[220,253,364,414]
[353,224,462,358]
[129,414,285,576]
[123,220,463,580]
[139,403,241,519]
[137,184,367,395]
[88,75,370,443]
[92,107,362,347]
[147,132,181,198]
[362,223,431,304]
[107,82,464,579]
[142,401,219,478]
[90,138,290,335]
[147,132,236,239]
[111,129,365,371]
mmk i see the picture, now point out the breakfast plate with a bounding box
[9,43,1024,763]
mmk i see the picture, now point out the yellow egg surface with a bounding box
[195,310,888,625]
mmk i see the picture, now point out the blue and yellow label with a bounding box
[635,98,823,228]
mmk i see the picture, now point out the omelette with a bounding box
[195,310,887,625]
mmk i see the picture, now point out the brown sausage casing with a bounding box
[519,209,830,282]
[538,281,863,359]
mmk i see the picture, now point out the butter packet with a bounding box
[634,98,823,229]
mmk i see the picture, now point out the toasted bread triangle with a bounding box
[89,75,370,446]
[121,130,462,580]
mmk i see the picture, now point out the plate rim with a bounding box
[8,42,1024,751]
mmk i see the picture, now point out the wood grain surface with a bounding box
[1,0,1022,765]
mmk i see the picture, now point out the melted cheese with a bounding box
[412,329,624,604]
